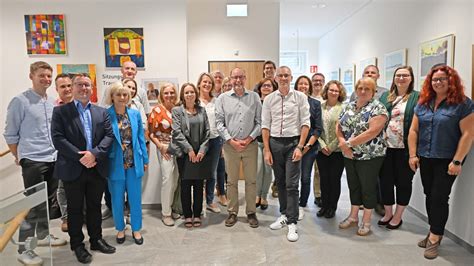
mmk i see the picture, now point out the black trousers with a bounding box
[316,152,344,210]
[63,168,106,250]
[379,148,415,206]
[18,159,59,253]
[419,157,457,236]
[180,179,204,218]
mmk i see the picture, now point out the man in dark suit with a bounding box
[51,73,116,264]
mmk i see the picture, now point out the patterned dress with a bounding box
[339,99,388,160]
[148,104,173,144]
[117,112,134,169]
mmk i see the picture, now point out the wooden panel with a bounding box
[209,60,265,90]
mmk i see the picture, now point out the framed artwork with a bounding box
[328,68,340,81]
[24,14,66,55]
[419,34,455,88]
[384,49,408,89]
[57,64,98,103]
[104,28,145,68]
[359,57,377,75]
[342,64,355,98]
[141,78,179,107]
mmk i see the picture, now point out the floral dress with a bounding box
[338,99,388,160]
[117,112,134,169]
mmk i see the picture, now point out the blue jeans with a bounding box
[299,146,318,207]
[206,137,223,204]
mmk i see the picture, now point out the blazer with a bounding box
[51,101,114,181]
[168,105,210,158]
[107,107,149,181]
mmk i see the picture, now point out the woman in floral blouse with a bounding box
[336,77,388,236]
[316,80,347,219]
[148,83,179,226]
[378,66,419,230]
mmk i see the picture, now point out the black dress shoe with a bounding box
[132,232,144,245]
[74,245,92,264]
[116,233,126,244]
[386,219,403,230]
[256,198,261,208]
[260,203,268,210]
[91,239,116,254]
[324,208,336,218]
[314,197,322,207]
[316,208,327,217]
[377,217,392,226]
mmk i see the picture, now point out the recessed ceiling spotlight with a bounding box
[312,3,327,9]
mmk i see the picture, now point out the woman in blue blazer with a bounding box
[105,82,149,245]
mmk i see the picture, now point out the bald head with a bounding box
[121,61,137,79]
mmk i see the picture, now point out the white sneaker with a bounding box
[287,223,299,242]
[37,234,67,247]
[269,215,287,230]
[298,207,305,221]
[17,250,43,265]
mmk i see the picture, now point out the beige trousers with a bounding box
[313,162,321,197]
[223,141,258,215]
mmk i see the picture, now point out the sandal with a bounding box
[184,218,193,228]
[357,222,371,236]
[339,217,358,229]
[193,217,202,227]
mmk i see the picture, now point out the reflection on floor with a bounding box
[5,177,474,265]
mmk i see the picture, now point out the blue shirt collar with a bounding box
[74,99,92,110]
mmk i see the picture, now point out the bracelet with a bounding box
[409,155,417,158]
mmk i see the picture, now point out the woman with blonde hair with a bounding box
[148,83,180,226]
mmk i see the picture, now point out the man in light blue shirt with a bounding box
[4,61,66,265]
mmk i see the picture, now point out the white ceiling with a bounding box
[280,0,371,39]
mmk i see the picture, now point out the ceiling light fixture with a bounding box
[311,3,327,9]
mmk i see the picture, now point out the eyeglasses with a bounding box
[231,75,246,80]
[261,84,273,88]
[432,77,448,83]
[328,89,340,93]
[356,87,372,92]
[395,74,411,79]
[277,74,291,78]
[74,83,92,88]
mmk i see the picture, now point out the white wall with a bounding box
[318,0,473,245]
[0,0,188,204]
[187,0,279,81]
[280,36,319,77]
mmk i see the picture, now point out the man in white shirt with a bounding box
[262,66,310,242]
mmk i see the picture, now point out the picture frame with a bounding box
[418,34,455,89]
[24,14,67,55]
[359,57,377,76]
[341,64,355,98]
[104,28,145,68]
[384,48,408,89]
[141,78,179,107]
[328,68,340,81]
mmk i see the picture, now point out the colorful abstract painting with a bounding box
[57,64,98,103]
[104,28,145,68]
[24,14,67,55]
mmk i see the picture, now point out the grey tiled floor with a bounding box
[4,177,474,265]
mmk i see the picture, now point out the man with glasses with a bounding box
[216,67,262,228]
[310,73,325,207]
[52,73,116,264]
[350,65,388,101]
[262,66,310,242]
[4,61,66,265]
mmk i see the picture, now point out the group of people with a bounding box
[4,59,472,264]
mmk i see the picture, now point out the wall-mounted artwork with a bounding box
[419,34,455,88]
[359,57,377,76]
[104,28,145,68]
[342,64,355,98]
[57,64,98,103]
[328,68,340,81]
[141,78,179,107]
[384,49,407,89]
[24,14,66,55]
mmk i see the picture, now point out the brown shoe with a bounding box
[418,234,430,248]
[424,237,442,260]
[247,213,259,228]
[225,214,237,227]
[61,220,68,232]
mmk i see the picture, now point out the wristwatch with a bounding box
[345,140,353,148]
[305,143,313,149]
[452,160,461,166]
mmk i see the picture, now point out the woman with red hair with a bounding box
[408,65,473,259]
